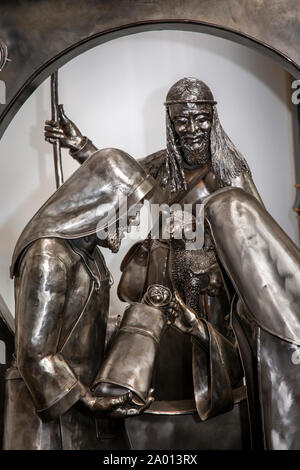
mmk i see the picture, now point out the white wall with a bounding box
[0,30,297,320]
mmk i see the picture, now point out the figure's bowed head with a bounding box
[11,147,158,276]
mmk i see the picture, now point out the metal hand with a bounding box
[167,291,197,334]
[44,105,85,151]
[80,390,136,416]
[101,388,155,418]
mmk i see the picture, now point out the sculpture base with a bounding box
[125,400,250,450]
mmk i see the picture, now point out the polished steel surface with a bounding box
[205,187,300,449]
[5,237,119,449]
[205,187,300,345]
[4,149,156,449]
[5,73,300,450]
[11,147,156,277]
[95,302,167,403]
[0,38,9,72]
[126,400,250,450]
[54,78,262,448]
[258,328,300,449]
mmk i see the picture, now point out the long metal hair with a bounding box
[163,106,251,194]
[210,107,251,185]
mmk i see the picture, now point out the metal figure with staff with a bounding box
[3,73,157,450]
[43,77,300,450]
[50,72,64,189]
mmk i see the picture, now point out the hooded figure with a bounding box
[4,148,156,450]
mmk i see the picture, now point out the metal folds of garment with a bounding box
[205,187,300,449]
[3,238,118,449]
[192,319,244,421]
[205,187,300,344]
[11,147,156,277]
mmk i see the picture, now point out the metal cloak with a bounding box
[11,147,155,278]
[205,187,300,450]
[4,148,156,450]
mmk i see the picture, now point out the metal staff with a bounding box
[50,71,64,188]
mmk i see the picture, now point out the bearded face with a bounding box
[169,103,213,168]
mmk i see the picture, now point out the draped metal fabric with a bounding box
[205,187,300,449]
[4,147,155,449]
[4,237,129,450]
[11,148,155,278]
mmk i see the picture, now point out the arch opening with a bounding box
[0,19,299,140]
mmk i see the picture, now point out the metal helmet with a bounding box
[164,77,217,106]
[11,148,156,277]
